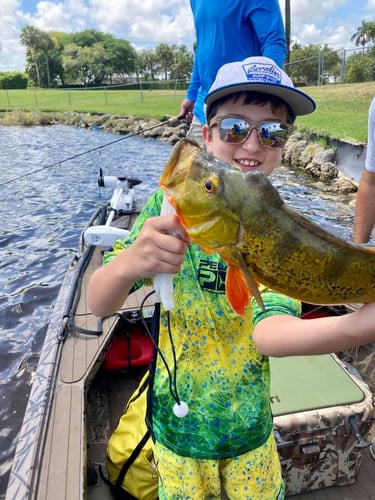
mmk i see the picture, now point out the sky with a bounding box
[0,0,374,73]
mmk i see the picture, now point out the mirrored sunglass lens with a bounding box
[219,118,250,143]
[259,122,289,147]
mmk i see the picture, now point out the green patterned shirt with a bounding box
[104,189,301,459]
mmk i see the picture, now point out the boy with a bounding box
[88,57,375,499]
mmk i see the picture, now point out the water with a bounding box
[0,124,357,496]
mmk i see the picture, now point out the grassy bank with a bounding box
[296,82,373,144]
[0,82,373,143]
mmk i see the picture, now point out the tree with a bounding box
[351,20,374,54]
[170,44,194,80]
[288,43,340,85]
[20,26,61,87]
[137,49,159,80]
[63,42,107,86]
[155,43,174,80]
[20,26,45,87]
[344,49,375,83]
[103,37,137,83]
[70,29,106,47]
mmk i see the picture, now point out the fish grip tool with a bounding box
[153,195,176,311]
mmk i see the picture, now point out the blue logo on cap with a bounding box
[242,63,282,84]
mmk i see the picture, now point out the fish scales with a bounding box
[160,139,375,314]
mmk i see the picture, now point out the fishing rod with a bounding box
[0,116,181,188]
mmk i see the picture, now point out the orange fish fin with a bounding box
[226,253,265,315]
[226,265,251,316]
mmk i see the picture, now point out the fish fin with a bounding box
[226,265,250,316]
[159,138,201,189]
[226,253,265,315]
[236,253,265,312]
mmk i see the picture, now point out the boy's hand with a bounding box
[126,214,190,280]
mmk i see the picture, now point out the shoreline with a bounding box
[0,109,361,193]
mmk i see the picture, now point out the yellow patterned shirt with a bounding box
[104,189,301,459]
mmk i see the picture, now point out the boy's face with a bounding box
[202,95,289,176]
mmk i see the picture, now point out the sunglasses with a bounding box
[209,115,293,148]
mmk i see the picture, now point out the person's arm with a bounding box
[354,98,375,243]
[87,214,189,317]
[250,0,287,67]
[354,169,375,243]
[253,303,375,357]
[179,56,200,120]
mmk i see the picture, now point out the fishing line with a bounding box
[0,116,179,188]
[139,289,188,418]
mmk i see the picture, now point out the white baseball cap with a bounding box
[205,56,315,120]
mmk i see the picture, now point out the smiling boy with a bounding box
[88,57,375,499]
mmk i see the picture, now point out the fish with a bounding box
[159,138,375,316]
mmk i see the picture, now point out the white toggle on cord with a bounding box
[153,195,176,311]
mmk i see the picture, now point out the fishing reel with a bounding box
[83,169,142,247]
[98,170,142,190]
[97,168,142,214]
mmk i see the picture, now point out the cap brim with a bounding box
[205,82,316,117]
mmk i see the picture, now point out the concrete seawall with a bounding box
[335,140,366,184]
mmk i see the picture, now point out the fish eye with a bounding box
[203,176,219,193]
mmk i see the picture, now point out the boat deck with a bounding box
[86,367,374,500]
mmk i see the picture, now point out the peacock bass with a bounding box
[159,138,375,316]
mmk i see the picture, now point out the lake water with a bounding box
[0,124,357,496]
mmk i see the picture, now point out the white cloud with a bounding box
[0,0,25,71]
[88,0,194,45]
[0,0,195,71]
[0,0,373,73]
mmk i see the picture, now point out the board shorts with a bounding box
[186,116,205,149]
[155,431,285,500]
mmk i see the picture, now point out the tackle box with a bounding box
[270,353,374,495]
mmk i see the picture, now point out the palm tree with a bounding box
[351,20,371,54]
[20,26,44,86]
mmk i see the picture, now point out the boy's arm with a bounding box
[253,304,375,357]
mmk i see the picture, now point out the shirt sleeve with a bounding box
[252,286,301,327]
[248,0,287,68]
[186,54,201,103]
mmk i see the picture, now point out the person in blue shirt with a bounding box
[179,0,287,146]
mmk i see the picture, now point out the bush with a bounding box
[344,53,375,83]
[0,72,28,89]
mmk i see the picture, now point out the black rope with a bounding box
[139,290,181,405]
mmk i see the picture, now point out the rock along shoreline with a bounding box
[1,110,360,195]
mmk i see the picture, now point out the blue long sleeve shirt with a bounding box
[187,0,287,123]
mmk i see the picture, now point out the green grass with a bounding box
[0,82,373,143]
[295,82,373,144]
[0,88,185,120]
